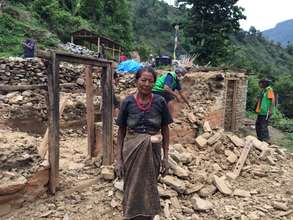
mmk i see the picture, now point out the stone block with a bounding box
[162,176,186,193]
[195,135,207,148]
[233,189,251,197]
[228,135,245,147]
[199,184,217,197]
[191,195,213,211]
[101,166,115,180]
[207,132,221,145]
[213,175,232,195]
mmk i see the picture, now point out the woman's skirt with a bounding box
[122,133,161,219]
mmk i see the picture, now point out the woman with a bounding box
[116,66,173,220]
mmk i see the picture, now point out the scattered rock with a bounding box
[228,135,245,147]
[233,189,251,197]
[101,166,114,180]
[162,176,186,193]
[195,135,207,148]
[272,201,289,211]
[199,184,217,197]
[213,175,232,195]
[207,132,221,145]
[191,195,213,211]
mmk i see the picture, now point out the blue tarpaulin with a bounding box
[117,60,143,74]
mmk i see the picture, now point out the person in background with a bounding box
[119,54,127,63]
[255,79,275,143]
[116,66,172,220]
[22,38,36,58]
[152,66,191,117]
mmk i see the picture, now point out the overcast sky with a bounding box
[163,0,293,31]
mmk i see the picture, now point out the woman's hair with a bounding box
[135,66,157,81]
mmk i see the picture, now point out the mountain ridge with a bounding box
[262,19,293,46]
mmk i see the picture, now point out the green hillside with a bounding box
[231,31,293,78]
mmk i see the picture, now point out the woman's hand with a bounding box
[115,160,124,179]
[161,158,171,177]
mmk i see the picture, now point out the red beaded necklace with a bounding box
[135,93,153,112]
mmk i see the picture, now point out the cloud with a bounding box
[164,0,293,32]
[238,0,293,31]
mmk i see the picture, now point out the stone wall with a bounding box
[224,72,248,131]
[0,58,103,132]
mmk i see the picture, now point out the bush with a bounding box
[270,109,293,133]
[246,76,259,111]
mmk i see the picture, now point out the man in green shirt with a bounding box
[255,79,275,142]
[152,67,191,117]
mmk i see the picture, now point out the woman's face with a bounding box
[137,71,155,95]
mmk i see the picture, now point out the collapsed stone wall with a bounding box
[181,70,247,132]
[0,58,103,132]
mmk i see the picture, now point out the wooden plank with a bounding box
[231,140,253,179]
[47,52,60,194]
[38,96,67,159]
[0,83,76,91]
[85,66,96,157]
[101,64,113,165]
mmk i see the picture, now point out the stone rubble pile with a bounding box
[0,58,104,123]
[0,91,102,123]
[0,130,43,180]
[59,43,100,57]
[103,128,292,220]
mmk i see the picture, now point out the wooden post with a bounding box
[85,65,96,157]
[47,52,60,194]
[97,37,100,54]
[71,35,74,44]
[112,44,115,60]
[101,64,113,165]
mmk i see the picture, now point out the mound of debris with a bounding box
[103,129,292,220]
[59,43,100,57]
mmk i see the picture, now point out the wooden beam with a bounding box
[36,50,111,67]
[101,64,113,165]
[85,66,96,157]
[38,96,67,159]
[47,52,60,194]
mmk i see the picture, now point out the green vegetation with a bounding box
[177,0,245,65]
[0,4,59,57]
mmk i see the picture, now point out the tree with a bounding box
[177,0,246,65]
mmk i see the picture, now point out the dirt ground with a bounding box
[1,122,292,220]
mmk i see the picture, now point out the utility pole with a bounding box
[173,24,179,60]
